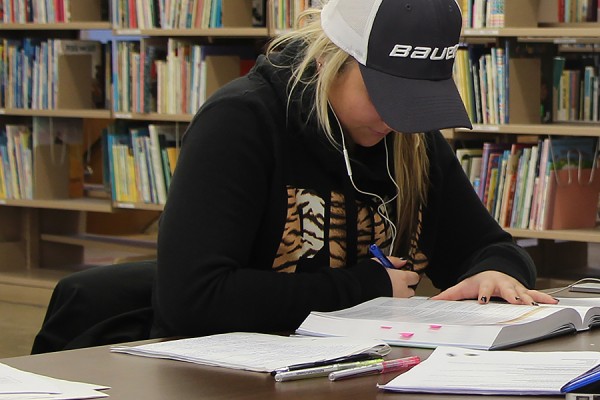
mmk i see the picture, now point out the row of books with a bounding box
[0,118,83,200]
[1,0,72,23]
[270,0,317,31]
[112,39,253,115]
[453,44,509,125]
[459,136,600,230]
[111,0,264,30]
[0,38,104,110]
[460,0,506,29]
[103,123,181,204]
[556,0,599,23]
[554,56,600,123]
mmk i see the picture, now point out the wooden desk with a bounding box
[2,329,600,400]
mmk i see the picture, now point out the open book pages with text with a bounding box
[296,297,600,350]
[111,332,390,372]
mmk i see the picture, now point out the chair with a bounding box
[31,260,156,354]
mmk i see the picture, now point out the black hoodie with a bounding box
[151,45,536,338]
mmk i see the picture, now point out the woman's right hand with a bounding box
[380,256,419,298]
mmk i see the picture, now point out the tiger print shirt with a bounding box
[151,44,536,338]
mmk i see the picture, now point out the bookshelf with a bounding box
[3,0,600,305]
[0,0,273,305]
[455,0,600,282]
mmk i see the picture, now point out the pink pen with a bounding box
[328,356,421,381]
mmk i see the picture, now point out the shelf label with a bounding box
[114,112,133,119]
[116,202,135,209]
[554,38,578,44]
[464,29,499,36]
[0,109,5,115]
[472,124,500,131]
[116,29,142,35]
[0,199,6,205]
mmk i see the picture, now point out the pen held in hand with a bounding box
[369,244,395,269]
[369,244,413,271]
[328,356,421,381]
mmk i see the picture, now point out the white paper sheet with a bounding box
[111,332,391,372]
[0,363,109,399]
[380,346,600,395]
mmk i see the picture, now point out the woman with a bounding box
[151,0,557,338]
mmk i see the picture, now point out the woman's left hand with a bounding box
[430,270,559,305]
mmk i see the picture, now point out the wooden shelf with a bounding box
[0,267,72,306]
[463,26,600,38]
[457,123,600,137]
[113,202,165,211]
[113,112,194,123]
[0,108,112,119]
[0,22,111,30]
[508,227,600,243]
[42,233,157,254]
[0,198,113,212]
[113,27,269,37]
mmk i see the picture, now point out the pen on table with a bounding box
[270,352,381,376]
[369,243,394,269]
[274,358,384,382]
[328,356,421,381]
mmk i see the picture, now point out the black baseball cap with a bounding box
[321,0,473,133]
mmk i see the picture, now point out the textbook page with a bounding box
[380,346,600,395]
[296,297,593,350]
[0,362,109,399]
[111,332,390,372]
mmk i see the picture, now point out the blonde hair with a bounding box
[266,7,430,256]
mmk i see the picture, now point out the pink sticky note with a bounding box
[429,324,442,330]
[380,325,393,329]
[399,332,414,338]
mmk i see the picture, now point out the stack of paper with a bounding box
[0,363,108,399]
[379,346,600,395]
[111,332,391,372]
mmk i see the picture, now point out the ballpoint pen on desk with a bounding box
[328,356,421,381]
[369,244,394,269]
[274,358,384,382]
[270,352,382,376]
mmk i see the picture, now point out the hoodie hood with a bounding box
[251,42,397,196]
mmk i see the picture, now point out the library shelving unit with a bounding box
[0,0,272,306]
[456,0,600,284]
[5,0,599,305]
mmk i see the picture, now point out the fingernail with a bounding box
[515,296,521,301]
[480,296,487,303]
[399,257,406,261]
[531,301,539,306]
[552,297,560,303]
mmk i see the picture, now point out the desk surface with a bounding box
[2,329,600,400]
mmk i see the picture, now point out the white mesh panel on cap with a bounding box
[321,0,382,65]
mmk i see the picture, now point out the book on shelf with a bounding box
[455,148,483,180]
[295,296,600,351]
[477,142,510,201]
[111,332,391,373]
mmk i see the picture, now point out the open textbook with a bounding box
[295,296,600,350]
[379,346,600,395]
[111,332,390,372]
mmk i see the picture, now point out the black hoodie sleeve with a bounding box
[153,95,392,338]
[420,132,536,291]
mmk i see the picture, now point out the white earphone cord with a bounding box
[331,105,400,256]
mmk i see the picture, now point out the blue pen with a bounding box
[369,244,395,269]
[562,364,600,393]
